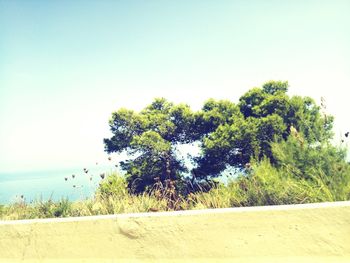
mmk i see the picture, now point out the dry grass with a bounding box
[1,160,349,221]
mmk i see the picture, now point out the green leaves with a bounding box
[131,131,171,153]
[105,98,199,193]
[195,81,334,178]
[262,80,289,95]
[196,99,241,135]
[104,80,337,193]
[270,135,350,200]
[104,108,143,153]
[238,88,267,118]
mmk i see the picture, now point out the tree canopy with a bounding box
[104,81,335,193]
[193,81,334,178]
[104,98,199,192]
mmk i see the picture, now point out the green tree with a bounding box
[194,80,333,178]
[104,98,198,193]
[105,81,335,192]
[196,99,241,134]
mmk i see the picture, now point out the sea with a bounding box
[0,166,117,205]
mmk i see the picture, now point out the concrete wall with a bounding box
[1,201,350,263]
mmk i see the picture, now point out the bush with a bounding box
[96,172,129,198]
[271,135,350,201]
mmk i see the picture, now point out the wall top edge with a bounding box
[1,201,350,225]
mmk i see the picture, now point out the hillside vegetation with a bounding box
[1,81,349,220]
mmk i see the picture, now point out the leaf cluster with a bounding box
[104,80,337,193]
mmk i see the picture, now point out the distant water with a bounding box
[0,166,117,205]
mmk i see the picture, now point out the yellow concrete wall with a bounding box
[1,201,350,263]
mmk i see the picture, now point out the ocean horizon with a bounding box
[0,166,118,205]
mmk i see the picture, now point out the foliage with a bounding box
[104,98,198,193]
[96,171,129,198]
[2,159,349,220]
[192,153,349,209]
[99,79,342,198]
[0,198,72,220]
[2,80,349,220]
[194,80,333,178]
[196,99,241,134]
[271,135,350,200]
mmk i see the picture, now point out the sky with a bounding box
[0,0,350,173]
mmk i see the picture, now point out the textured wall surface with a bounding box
[1,202,350,263]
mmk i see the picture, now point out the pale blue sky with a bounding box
[1,0,349,173]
